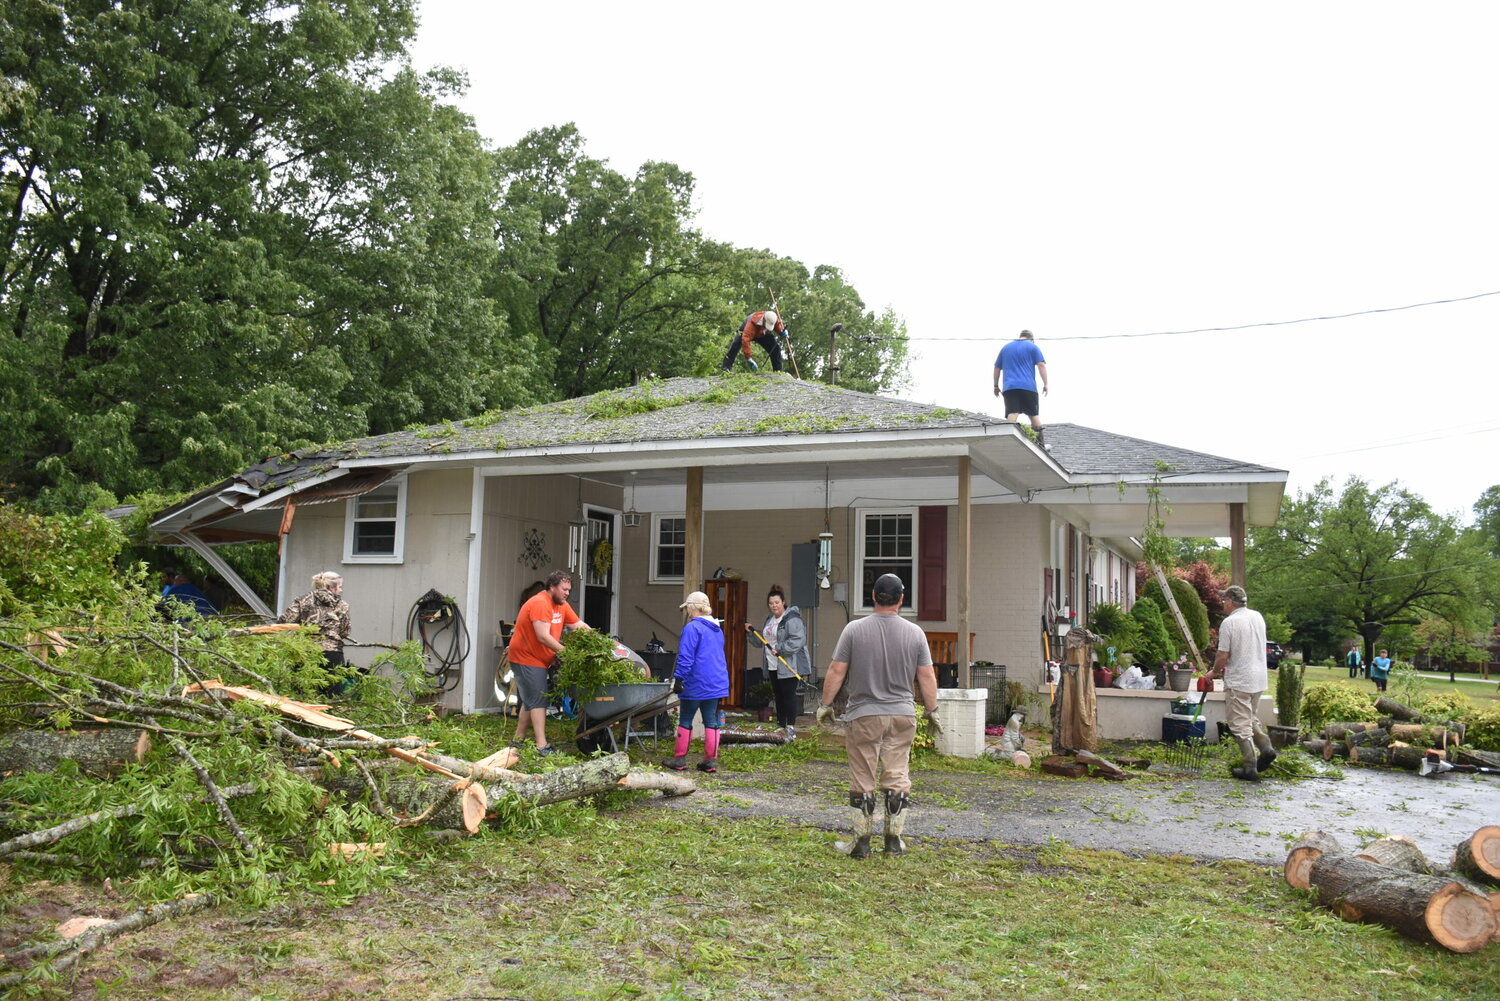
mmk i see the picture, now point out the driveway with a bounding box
[655,757,1498,865]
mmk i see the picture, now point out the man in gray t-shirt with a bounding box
[816,574,938,858]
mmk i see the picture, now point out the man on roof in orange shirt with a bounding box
[720,309,787,372]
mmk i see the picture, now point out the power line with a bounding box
[903,288,1500,342]
[1257,555,1500,596]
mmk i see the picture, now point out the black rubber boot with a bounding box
[837,792,878,858]
[1254,732,1278,774]
[1230,737,1260,781]
[883,790,910,855]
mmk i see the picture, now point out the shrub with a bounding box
[1300,682,1380,733]
[1462,703,1500,752]
[1140,574,1210,655]
[1129,595,1174,667]
[1415,690,1474,722]
[1275,661,1307,729]
[0,502,138,612]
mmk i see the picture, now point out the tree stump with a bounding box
[1349,745,1390,767]
[1308,854,1496,953]
[1450,827,1500,887]
[1355,835,1433,875]
[1284,829,1344,890]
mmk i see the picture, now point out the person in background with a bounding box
[815,574,938,857]
[278,571,352,693]
[1370,648,1392,693]
[201,574,231,614]
[664,590,730,773]
[162,572,218,619]
[747,584,810,740]
[1345,646,1363,679]
[506,570,590,756]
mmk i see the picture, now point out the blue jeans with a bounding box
[677,698,722,730]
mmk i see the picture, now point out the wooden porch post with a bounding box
[1230,502,1246,586]
[685,467,703,598]
[957,455,972,688]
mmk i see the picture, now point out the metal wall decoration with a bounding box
[517,528,549,570]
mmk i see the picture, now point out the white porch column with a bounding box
[957,454,972,687]
[1230,502,1246,586]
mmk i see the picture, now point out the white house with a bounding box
[147,374,1287,719]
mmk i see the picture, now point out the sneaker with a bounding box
[696,759,719,773]
[662,756,688,771]
[508,739,525,748]
[785,726,796,741]
[537,744,557,757]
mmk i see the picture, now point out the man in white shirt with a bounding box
[1210,584,1275,781]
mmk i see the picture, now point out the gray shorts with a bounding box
[511,661,551,710]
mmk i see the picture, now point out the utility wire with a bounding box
[903,288,1500,342]
[1256,555,1500,596]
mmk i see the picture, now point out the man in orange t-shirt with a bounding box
[507,570,590,755]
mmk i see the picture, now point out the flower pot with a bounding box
[757,706,773,722]
[1268,724,1300,749]
[1092,668,1114,688]
[1167,668,1194,692]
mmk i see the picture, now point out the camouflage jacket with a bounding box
[278,589,351,652]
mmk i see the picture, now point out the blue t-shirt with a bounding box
[1370,656,1391,679]
[996,339,1045,392]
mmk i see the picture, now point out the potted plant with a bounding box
[1165,654,1194,692]
[745,681,775,721]
[1271,659,1306,748]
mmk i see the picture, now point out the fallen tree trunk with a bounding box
[1347,727,1390,747]
[718,727,791,745]
[1308,853,1496,953]
[1450,826,1500,887]
[1285,829,1344,890]
[1374,696,1422,721]
[0,728,152,778]
[619,768,696,796]
[1355,835,1433,875]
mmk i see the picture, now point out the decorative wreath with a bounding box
[591,538,614,578]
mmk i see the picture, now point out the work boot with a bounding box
[883,790,910,855]
[1036,428,1050,452]
[1230,737,1259,781]
[835,792,878,858]
[1253,732,1278,774]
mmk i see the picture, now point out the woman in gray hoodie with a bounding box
[747,584,811,738]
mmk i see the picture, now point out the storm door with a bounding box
[582,508,617,633]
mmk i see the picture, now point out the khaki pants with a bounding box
[1224,688,1266,741]
[845,715,917,795]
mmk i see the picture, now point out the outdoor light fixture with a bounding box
[817,531,833,589]
[623,471,641,529]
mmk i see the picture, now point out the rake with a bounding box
[1161,737,1209,773]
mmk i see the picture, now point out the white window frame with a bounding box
[343,476,407,564]
[649,512,687,584]
[854,507,918,614]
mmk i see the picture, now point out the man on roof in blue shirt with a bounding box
[993,329,1050,451]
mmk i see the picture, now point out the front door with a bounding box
[582,508,616,633]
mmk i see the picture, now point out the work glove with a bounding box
[925,709,943,735]
[672,677,683,694]
[815,704,834,726]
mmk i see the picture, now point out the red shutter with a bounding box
[917,505,947,621]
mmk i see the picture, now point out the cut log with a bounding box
[1374,696,1421,721]
[619,768,696,796]
[0,728,152,778]
[1346,727,1390,747]
[718,727,791,745]
[1348,745,1390,767]
[1450,827,1500,887]
[1326,722,1380,740]
[1040,756,1088,778]
[1388,723,1464,748]
[1355,835,1433,875]
[1387,745,1431,772]
[1308,853,1496,953]
[1285,829,1344,890]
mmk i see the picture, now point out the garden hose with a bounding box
[406,589,470,693]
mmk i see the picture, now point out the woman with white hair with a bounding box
[663,590,729,772]
[278,571,353,692]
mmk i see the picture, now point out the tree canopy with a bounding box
[1247,477,1494,662]
[1,1,911,511]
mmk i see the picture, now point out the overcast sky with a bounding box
[409,1,1499,521]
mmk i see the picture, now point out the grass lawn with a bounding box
[1299,664,1500,704]
[5,743,1496,1000]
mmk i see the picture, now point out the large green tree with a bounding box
[1248,477,1492,662]
[1,0,530,508]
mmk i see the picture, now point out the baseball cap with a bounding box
[1219,584,1248,604]
[680,590,711,610]
[872,573,905,604]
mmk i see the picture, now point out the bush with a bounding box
[1462,703,1500,752]
[1129,595,1174,667]
[1275,661,1307,729]
[1140,574,1210,655]
[1415,690,1474,722]
[0,502,138,612]
[1091,603,1141,667]
[1300,682,1380,733]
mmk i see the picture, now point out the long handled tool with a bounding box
[766,287,802,379]
[748,624,804,681]
[1420,750,1500,778]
